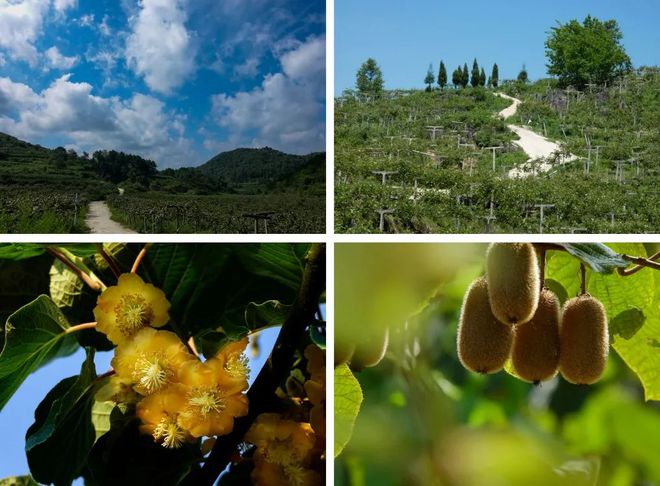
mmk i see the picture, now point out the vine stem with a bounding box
[532,243,660,276]
[538,247,546,292]
[131,243,153,273]
[618,251,660,275]
[192,243,326,486]
[46,248,104,292]
[97,244,122,278]
[65,322,97,334]
[580,264,587,294]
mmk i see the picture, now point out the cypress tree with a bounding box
[471,58,480,87]
[491,63,499,88]
[479,67,486,86]
[462,63,469,88]
[517,64,529,83]
[438,60,447,89]
[424,63,435,91]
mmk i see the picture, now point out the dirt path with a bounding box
[85,201,137,234]
[494,92,577,178]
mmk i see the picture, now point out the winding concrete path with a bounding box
[495,92,577,178]
[85,201,137,234]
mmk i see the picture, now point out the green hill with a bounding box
[0,132,326,196]
[197,147,322,185]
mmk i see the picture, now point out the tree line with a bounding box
[353,15,631,98]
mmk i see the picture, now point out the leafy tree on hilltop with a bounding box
[471,59,480,87]
[491,63,499,87]
[424,64,435,91]
[462,63,469,88]
[438,61,447,89]
[479,67,486,86]
[356,58,384,98]
[517,64,529,83]
[545,15,632,89]
[452,67,462,88]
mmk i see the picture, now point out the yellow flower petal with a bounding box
[137,384,193,449]
[93,273,170,345]
[112,328,197,395]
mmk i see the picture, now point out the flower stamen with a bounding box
[115,294,154,336]
[188,387,226,416]
[224,353,250,378]
[153,415,186,449]
[134,356,170,393]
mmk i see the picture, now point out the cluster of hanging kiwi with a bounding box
[457,243,609,385]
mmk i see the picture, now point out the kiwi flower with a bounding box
[214,337,250,391]
[245,413,321,486]
[176,354,249,438]
[112,328,197,396]
[95,374,140,404]
[304,344,326,440]
[137,384,194,449]
[93,273,170,345]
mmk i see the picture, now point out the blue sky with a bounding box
[0,0,325,168]
[0,328,280,480]
[335,0,660,94]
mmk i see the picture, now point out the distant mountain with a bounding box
[196,147,324,186]
[0,132,325,195]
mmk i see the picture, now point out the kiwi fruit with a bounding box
[559,294,609,385]
[486,243,540,325]
[511,289,561,383]
[457,277,513,374]
[350,327,389,371]
[335,340,356,367]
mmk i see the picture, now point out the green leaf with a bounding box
[0,256,52,348]
[140,244,302,336]
[546,250,582,298]
[0,243,45,260]
[0,477,39,486]
[91,401,127,443]
[559,243,629,274]
[310,322,326,349]
[87,407,201,486]
[26,349,100,486]
[0,295,79,411]
[334,364,363,457]
[245,300,291,330]
[588,244,659,400]
[236,243,309,290]
[49,256,113,352]
[0,244,99,261]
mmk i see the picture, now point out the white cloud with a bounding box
[125,0,196,95]
[99,14,111,36]
[45,46,79,70]
[209,35,325,154]
[0,75,194,167]
[78,13,94,26]
[0,0,50,65]
[53,0,76,13]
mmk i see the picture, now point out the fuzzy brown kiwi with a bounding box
[511,289,561,383]
[486,243,540,325]
[457,277,513,374]
[559,294,609,385]
[350,327,389,371]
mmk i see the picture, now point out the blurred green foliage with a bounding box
[335,243,660,486]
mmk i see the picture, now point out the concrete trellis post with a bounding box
[483,146,503,171]
[535,204,555,234]
[376,209,395,232]
[372,171,398,185]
